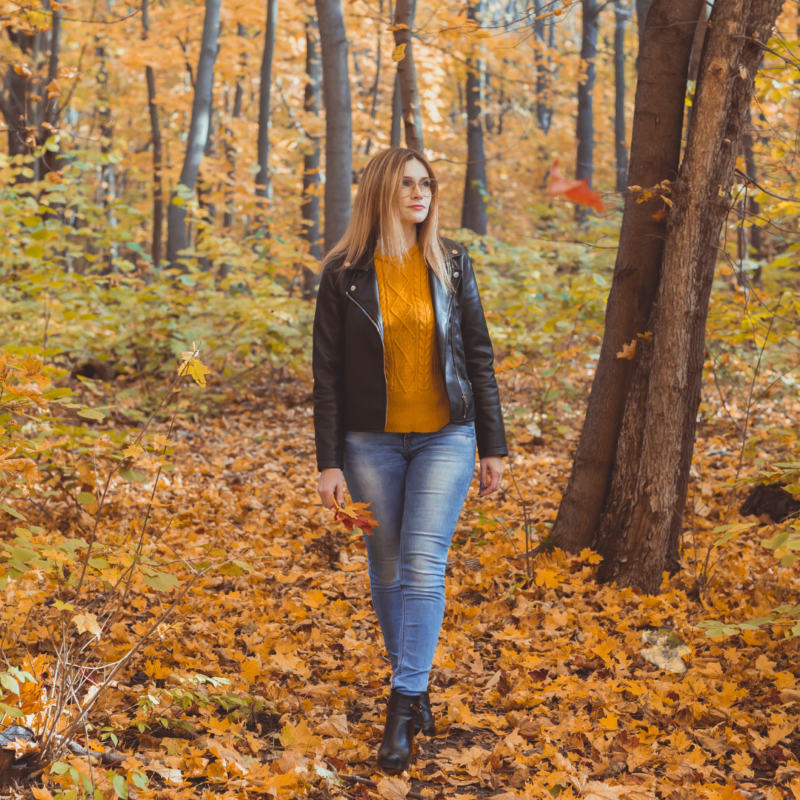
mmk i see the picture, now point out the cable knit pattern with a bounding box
[374,244,451,433]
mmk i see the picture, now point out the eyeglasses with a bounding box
[400,177,437,197]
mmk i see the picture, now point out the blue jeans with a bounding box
[343,422,476,694]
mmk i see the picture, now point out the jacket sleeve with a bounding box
[312,265,346,471]
[460,249,508,459]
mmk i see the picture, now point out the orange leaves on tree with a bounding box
[332,499,380,535]
[548,160,606,212]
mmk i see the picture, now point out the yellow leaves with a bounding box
[535,567,560,589]
[13,63,32,77]
[122,443,144,460]
[391,44,407,62]
[387,23,409,31]
[377,777,410,800]
[279,719,322,754]
[45,79,61,98]
[591,639,615,665]
[599,712,618,731]
[241,657,261,684]
[144,658,170,679]
[179,343,211,388]
[616,341,636,360]
[302,588,327,609]
[72,612,102,638]
[730,750,754,778]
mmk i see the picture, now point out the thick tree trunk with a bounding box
[0,30,37,165]
[461,0,488,235]
[142,0,163,267]
[166,0,222,265]
[392,0,424,152]
[614,0,630,193]
[532,0,553,133]
[315,0,353,253]
[575,0,598,215]
[390,72,402,146]
[364,0,383,156]
[303,14,322,296]
[255,0,278,214]
[595,0,784,593]
[551,0,705,554]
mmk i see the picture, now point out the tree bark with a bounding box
[315,0,353,253]
[741,104,763,264]
[255,0,278,215]
[364,0,383,156]
[684,2,708,135]
[392,0,424,152]
[223,23,246,231]
[551,0,705,554]
[461,0,488,235]
[614,0,630,193]
[0,30,38,165]
[575,0,598,219]
[390,71,402,146]
[635,0,654,66]
[595,0,784,593]
[142,0,163,267]
[166,0,222,265]
[532,0,553,133]
[303,13,323,296]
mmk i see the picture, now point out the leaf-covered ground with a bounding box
[5,373,800,800]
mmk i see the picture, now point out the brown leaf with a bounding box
[616,341,637,360]
[377,777,410,800]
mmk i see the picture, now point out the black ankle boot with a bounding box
[377,690,421,774]
[414,690,435,736]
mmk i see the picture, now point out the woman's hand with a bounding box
[479,456,504,497]
[317,468,345,509]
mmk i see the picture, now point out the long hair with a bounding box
[319,148,453,290]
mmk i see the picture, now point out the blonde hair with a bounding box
[320,148,453,290]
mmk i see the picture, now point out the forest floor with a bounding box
[6,373,800,800]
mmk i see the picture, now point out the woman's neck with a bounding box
[402,223,418,252]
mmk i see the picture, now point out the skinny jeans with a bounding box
[343,421,476,694]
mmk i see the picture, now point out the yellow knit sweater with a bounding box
[374,244,451,433]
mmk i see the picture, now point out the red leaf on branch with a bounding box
[548,159,606,212]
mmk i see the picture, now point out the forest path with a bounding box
[115,385,798,799]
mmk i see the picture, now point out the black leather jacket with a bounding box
[312,237,508,471]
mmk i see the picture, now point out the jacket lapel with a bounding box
[350,255,384,339]
[429,266,449,380]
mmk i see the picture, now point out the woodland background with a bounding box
[2,0,800,798]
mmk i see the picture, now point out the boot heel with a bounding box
[414,690,436,737]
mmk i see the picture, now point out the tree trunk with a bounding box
[635,0,654,66]
[741,104,763,264]
[613,0,630,193]
[532,0,553,133]
[364,0,383,156]
[166,0,222,265]
[142,0,163,267]
[390,72,402,146]
[551,0,705,554]
[461,0,488,235]
[0,30,38,165]
[575,0,598,223]
[684,3,708,135]
[255,0,278,216]
[303,13,322,296]
[392,0,424,152]
[223,23,246,231]
[594,0,784,593]
[315,0,353,253]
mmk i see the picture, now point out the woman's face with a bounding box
[398,158,433,228]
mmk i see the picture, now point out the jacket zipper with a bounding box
[447,277,467,419]
[346,291,389,429]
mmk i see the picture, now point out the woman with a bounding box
[312,147,507,773]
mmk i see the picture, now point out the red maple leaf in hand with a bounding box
[332,499,380,536]
[548,159,606,212]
